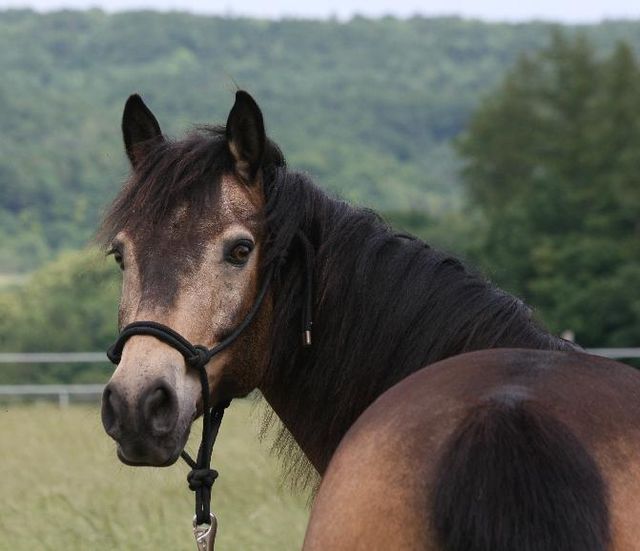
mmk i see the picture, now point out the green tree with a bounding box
[0,248,119,382]
[5,12,640,272]
[458,32,640,346]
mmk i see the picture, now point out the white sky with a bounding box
[0,0,639,23]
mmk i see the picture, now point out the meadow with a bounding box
[0,399,308,550]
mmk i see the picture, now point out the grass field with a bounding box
[0,400,308,551]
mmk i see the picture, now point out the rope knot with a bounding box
[187,345,210,369]
[106,344,121,365]
[187,468,219,491]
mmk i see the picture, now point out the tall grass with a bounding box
[0,400,308,550]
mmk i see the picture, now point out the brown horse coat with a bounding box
[305,349,640,551]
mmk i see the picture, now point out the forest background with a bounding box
[1,11,638,382]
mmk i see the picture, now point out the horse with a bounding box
[99,90,640,551]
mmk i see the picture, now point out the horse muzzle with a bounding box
[101,377,191,466]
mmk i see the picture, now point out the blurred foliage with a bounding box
[4,11,640,270]
[458,32,640,347]
[0,249,119,382]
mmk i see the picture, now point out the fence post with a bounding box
[59,391,70,407]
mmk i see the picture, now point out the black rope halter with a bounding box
[106,231,314,527]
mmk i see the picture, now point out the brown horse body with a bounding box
[306,350,640,551]
[100,91,639,551]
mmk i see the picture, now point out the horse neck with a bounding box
[258,175,571,477]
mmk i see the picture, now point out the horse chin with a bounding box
[116,446,181,467]
[115,423,192,468]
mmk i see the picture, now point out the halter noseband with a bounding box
[105,231,314,540]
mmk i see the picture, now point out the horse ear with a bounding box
[226,91,266,183]
[122,94,163,167]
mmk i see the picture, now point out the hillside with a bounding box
[2,10,640,270]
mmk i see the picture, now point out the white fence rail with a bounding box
[0,352,110,405]
[0,352,108,363]
[0,349,638,406]
[0,384,104,406]
[1,349,639,365]
[584,348,640,359]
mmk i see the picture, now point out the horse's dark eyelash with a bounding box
[106,246,123,257]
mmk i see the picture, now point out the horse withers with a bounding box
[100,90,640,551]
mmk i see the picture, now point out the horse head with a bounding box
[100,91,276,466]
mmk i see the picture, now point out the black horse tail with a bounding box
[433,397,610,551]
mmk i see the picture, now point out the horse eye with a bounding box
[226,241,254,266]
[107,248,124,270]
[114,252,124,270]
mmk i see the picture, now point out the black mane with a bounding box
[261,167,574,488]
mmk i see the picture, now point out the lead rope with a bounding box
[296,231,315,346]
[181,402,226,550]
[106,231,315,551]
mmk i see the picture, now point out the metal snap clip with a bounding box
[193,513,218,551]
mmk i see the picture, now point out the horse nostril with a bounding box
[101,383,123,439]
[142,382,179,437]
